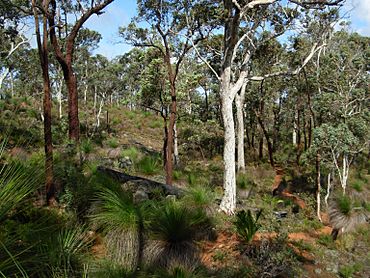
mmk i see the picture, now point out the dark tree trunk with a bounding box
[33,0,55,205]
[48,0,114,143]
[65,67,80,141]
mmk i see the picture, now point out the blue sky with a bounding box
[86,0,370,60]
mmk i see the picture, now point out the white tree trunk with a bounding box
[325,172,332,207]
[236,83,246,173]
[219,93,237,214]
[0,68,10,92]
[293,107,298,146]
[96,97,104,128]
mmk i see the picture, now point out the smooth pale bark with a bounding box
[325,171,332,207]
[219,94,237,214]
[236,83,246,173]
[316,152,322,222]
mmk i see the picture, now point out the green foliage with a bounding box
[121,146,140,163]
[351,180,363,192]
[172,170,182,181]
[317,234,335,248]
[136,155,161,175]
[236,173,255,189]
[149,120,162,129]
[145,200,213,268]
[107,138,119,148]
[187,172,197,186]
[81,139,94,154]
[233,209,262,243]
[339,263,362,278]
[91,186,140,271]
[183,185,215,210]
[0,143,42,221]
[337,195,352,215]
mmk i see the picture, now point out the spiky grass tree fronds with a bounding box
[182,185,215,213]
[234,209,262,243]
[91,187,140,271]
[145,201,213,270]
[329,191,369,239]
[38,225,93,277]
[0,159,43,222]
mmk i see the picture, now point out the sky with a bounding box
[26,0,370,60]
[85,0,370,59]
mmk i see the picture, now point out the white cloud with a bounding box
[345,0,370,35]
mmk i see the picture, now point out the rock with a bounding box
[107,148,121,159]
[274,211,288,219]
[118,156,133,170]
[166,194,176,201]
[133,190,149,203]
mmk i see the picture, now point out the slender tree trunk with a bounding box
[166,81,176,185]
[236,83,246,173]
[204,85,209,121]
[33,0,54,205]
[173,122,179,167]
[65,67,80,141]
[219,93,236,214]
[316,152,322,222]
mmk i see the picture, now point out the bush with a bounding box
[246,235,298,278]
[236,173,255,190]
[121,147,140,163]
[136,155,160,175]
[91,187,141,271]
[81,139,94,154]
[145,201,213,269]
[107,138,119,148]
[337,195,352,215]
[234,209,262,243]
[183,185,215,210]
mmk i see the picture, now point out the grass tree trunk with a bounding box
[236,83,246,173]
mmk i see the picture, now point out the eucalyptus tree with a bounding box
[31,0,54,204]
[45,0,114,143]
[311,31,369,198]
[189,0,344,214]
[0,1,30,94]
[120,0,217,184]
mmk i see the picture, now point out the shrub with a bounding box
[81,139,94,154]
[145,201,213,269]
[246,235,298,278]
[136,155,160,175]
[234,210,262,243]
[121,147,140,163]
[337,195,352,215]
[91,187,141,271]
[183,185,215,210]
[107,138,119,148]
[236,174,254,190]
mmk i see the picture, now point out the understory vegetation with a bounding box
[1,0,369,277]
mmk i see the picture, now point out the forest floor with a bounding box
[1,100,369,277]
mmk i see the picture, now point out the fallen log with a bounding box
[97,166,183,197]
